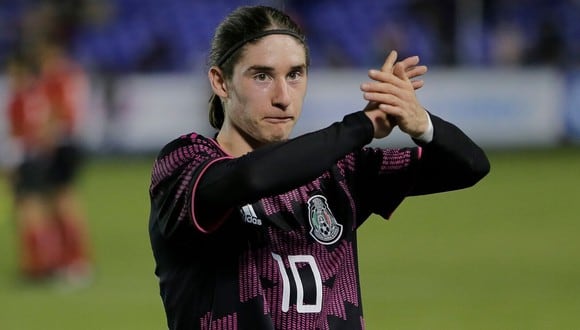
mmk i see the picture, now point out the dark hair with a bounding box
[208,6,309,129]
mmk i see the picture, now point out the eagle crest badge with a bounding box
[307,195,343,245]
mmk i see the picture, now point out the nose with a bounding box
[272,78,291,110]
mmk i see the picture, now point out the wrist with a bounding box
[363,110,394,139]
[413,112,433,143]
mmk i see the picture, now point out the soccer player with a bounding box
[36,41,93,285]
[148,5,490,330]
[6,42,93,285]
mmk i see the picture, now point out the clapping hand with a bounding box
[361,50,429,139]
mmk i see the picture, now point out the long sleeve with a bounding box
[409,113,490,195]
[194,111,374,228]
[346,112,490,221]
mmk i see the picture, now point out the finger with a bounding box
[378,103,403,119]
[398,56,420,71]
[393,62,409,81]
[406,65,428,80]
[392,56,420,79]
[361,80,404,96]
[411,79,425,90]
[362,91,401,107]
[367,69,407,88]
[380,50,398,72]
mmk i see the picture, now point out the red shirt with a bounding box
[8,82,51,149]
[39,58,88,135]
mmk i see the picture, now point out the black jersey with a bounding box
[149,112,490,330]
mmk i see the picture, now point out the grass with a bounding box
[0,156,166,330]
[359,147,580,329]
[1,147,579,329]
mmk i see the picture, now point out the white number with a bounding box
[272,253,322,313]
[272,253,291,312]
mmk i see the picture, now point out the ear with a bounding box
[208,66,228,98]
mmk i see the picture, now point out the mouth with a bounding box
[264,116,294,124]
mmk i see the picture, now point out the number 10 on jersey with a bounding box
[272,253,323,313]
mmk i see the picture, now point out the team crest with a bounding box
[307,195,342,245]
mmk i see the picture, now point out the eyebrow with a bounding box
[246,64,307,74]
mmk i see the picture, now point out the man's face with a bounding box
[224,34,308,145]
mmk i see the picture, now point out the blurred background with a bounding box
[0,0,579,329]
[0,0,579,152]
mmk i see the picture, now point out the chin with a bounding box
[263,128,292,143]
[265,134,289,143]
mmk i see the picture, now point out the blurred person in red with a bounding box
[6,53,58,281]
[5,42,93,286]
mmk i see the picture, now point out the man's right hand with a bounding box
[362,50,429,139]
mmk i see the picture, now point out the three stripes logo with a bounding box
[240,204,262,226]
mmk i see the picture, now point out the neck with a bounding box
[216,127,263,157]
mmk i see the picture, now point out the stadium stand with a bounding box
[0,0,578,72]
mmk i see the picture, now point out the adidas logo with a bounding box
[240,204,262,226]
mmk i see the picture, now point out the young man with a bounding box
[149,5,490,330]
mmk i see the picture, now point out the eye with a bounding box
[287,70,303,81]
[254,73,270,81]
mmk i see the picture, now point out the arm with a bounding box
[356,51,489,218]
[409,113,490,195]
[194,111,375,230]
[354,113,489,221]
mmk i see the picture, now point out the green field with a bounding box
[1,147,579,329]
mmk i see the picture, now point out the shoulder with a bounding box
[151,132,224,183]
[156,132,222,160]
